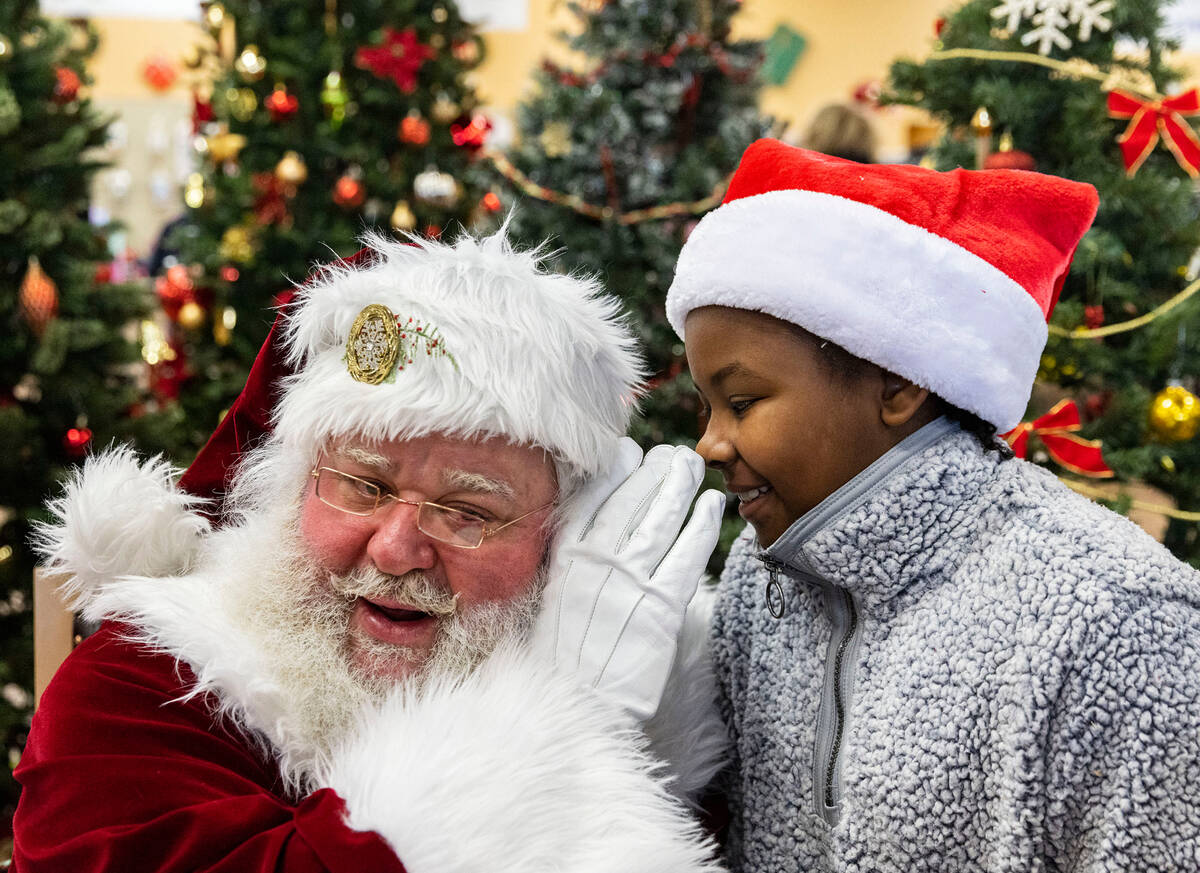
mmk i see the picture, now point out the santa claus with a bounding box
[13,229,728,872]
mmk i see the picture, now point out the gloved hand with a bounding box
[530,437,726,723]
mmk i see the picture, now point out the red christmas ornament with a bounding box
[983,149,1037,171]
[424,223,442,238]
[481,191,502,213]
[141,55,178,92]
[149,338,188,403]
[64,427,93,457]
[252,171,294,226]
[449,113,491,150]
[155,263,195,321]
[94,262,113,284]
[1084,304,1105,329]
[935,17,946,37]
[54,67,81,103]
[355,27,433,94]
[399,113,431,145]
[20,257,58,336]
[265,85,299,121]
[192,90,215,132]
[333,173,366,209]
[220,265,240,283]
[1084,391,1114,421]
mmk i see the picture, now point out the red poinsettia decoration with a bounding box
[355,28,433,94]
[252,172,294,227]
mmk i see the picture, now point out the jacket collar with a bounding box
[760,417,1000,612]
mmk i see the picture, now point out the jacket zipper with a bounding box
[759,554,861,826]
[821,586,858,819]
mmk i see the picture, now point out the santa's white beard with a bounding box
[224,508,544,791]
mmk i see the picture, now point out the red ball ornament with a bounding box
[450,113,491,150]
[141,55,178,92]
[265,85,299,121]
[1084,304,1105,329]
[983,149,1037,171]
[64,427,93,457]
[54,67,81,103]
[220,265,240,283]
[333,173,366,209]
[155,263,195,320]
[481,191,502,213]
[399,113,431,145]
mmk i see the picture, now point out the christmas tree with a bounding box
[495,0,769,563]
[0,6,167,823]
[161,0,494,456]
[888,0,1200,564]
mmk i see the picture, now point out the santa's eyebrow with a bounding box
[442,469,516,500]
[339,447,391,470]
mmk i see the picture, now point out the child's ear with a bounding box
[878,372,931,428]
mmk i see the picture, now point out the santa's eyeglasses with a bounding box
[310,466,552,549]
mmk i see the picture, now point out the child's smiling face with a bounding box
[685,305,908,547]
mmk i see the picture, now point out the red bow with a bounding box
[1003,399,1114,478]
[1107,89,1200,178]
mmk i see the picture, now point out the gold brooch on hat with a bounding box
[346,303,454,385]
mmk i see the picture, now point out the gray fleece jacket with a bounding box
[713,417,1200,872]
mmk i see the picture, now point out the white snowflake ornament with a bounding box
[990,0,1114,56]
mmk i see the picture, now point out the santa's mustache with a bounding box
[329,566,460,617]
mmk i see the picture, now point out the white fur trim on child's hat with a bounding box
[274,228,645,484]
[667,139,1099,432]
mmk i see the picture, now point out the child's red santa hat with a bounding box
[666,138,1098,432]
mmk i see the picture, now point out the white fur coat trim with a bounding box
[321,643,723,873]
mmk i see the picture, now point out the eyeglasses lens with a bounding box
[418,504,486,548]
[316,468,380,515]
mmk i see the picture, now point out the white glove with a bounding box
[531,437,726,723]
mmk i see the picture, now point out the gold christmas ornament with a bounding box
[1148,384,1200,443]
[140,320,175,365]
[177,301,206,330]
[19,256,58,336]
[432,94,460,123]
[206,130,247,163]
[213,306,237,345]
[184,172,206,208]
[390,199,417,230]
[234,44,267,81]
[219,225,255,263]
[275,150,309,186]
[225,87,258,121]
[538,121,572,158]
[970,106,993,134]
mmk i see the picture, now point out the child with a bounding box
[666,138,1200,871]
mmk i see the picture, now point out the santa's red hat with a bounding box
[666,139,1098,431]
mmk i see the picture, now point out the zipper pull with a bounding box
[761,557,788,619]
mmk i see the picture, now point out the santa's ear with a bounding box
[30,445,211,610]
[878,372,931,428]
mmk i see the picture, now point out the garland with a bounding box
[484,148,729,224]
[1063,478,1200,522]
[1049,274,1200,338]
[926,47,1161,100]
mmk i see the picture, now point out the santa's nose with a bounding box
[365,501,439,576]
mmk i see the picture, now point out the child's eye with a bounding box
[729,397,758,415]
